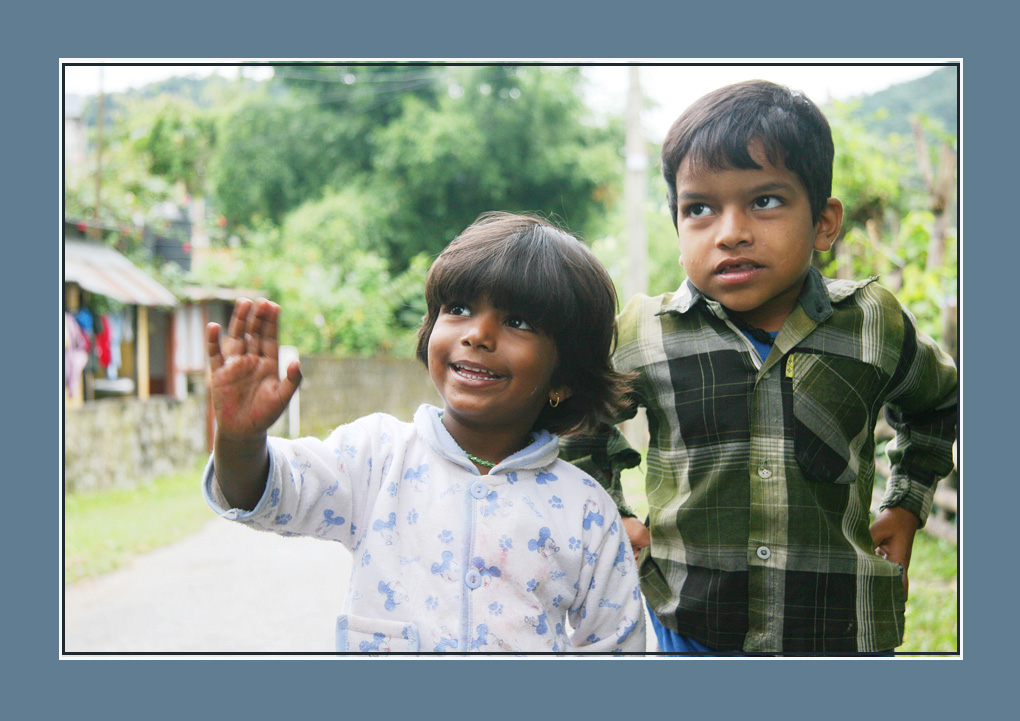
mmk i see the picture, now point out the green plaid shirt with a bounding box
[562,268,958,653]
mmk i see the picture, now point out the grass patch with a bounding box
[619,462,959,653]
[63,456,212,585]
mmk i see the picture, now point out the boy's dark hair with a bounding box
[416,212,632,436]
[661,79,835,227]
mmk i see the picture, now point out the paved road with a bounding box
[63,518,658,656]
[63,518,351,654]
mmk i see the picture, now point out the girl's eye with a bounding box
[505,317,534,332]
[753,195,782,210]
[445,303,471,316]
[684,202,713,218]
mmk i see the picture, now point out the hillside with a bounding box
[843,65,958,138]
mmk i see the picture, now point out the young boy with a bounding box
[562,80,958,654]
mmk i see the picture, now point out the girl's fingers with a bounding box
[207,322,224,371]
[278,359,303,403]
[227,298,252,342]
[260,303,281,360]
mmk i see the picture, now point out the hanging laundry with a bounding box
[64,312,89,397]
[96,315,112,370]
[106,312,124,379]
[74,307,94,335]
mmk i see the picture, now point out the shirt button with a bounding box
[756,546,771,560]
[465,570,482,589]
[757,464,773,480]
[470,481,489,499]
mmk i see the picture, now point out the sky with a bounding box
[61,59,953,143]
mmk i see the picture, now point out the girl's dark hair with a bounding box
[661,79,835,228]
[416,212,632,436]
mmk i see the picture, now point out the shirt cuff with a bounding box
[879,471,936,527]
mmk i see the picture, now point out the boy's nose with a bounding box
[715,209,752,248]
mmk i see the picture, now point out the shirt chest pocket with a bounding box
[786,353,885,485]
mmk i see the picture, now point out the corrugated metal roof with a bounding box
[180,285,261,303]
[64,239,179,306]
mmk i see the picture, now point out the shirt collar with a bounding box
[658,267,874,323]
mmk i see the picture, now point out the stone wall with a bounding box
[64,356,439,494]
[295,355,440,438]
[64,394,207,494]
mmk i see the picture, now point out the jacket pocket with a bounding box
[787,353,883,485]
[336,613,420,653]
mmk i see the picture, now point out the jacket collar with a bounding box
[414,404,559,476]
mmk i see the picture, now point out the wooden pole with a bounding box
[137,305,150,400]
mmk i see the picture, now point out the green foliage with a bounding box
[64,456,211,584]
[129,95,216,195]
[207,92,359,228]
[828,104,912,226]
[191,187,429,356]
[276,63,443,173]
[849,66,957,139]
[817,106,957,346]
[374,66,621,267]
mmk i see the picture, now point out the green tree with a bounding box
[129,95,216,197]
[276,63,443,173]
[207,92,356,229]
[192,187,428,356]
[374,66,621,267]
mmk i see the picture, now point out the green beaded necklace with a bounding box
[438,412,531,468]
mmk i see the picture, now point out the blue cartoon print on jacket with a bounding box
[316,509,345,535]
[378,580,409,611]
[616,616,638,644]
[470,557,502,587]
[582,499,604,530]
[527,527,560,558]
[404,463,430,491]
[430,550,460,582]
[432,626,458,652]
[359,632,391,652]
[372,512,398,545]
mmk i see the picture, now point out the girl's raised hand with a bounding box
[207,298,302,441]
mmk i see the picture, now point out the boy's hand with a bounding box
[623,516,651,561]
[869,506,920,598]
[207,298,302,441]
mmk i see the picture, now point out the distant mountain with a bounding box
[72,71,274,128]
[842,65,958,139]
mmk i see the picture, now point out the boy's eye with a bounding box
[505,317,534,332]
[684,202,713,218]
[753,195,782,210]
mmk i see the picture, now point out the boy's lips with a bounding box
[713,258,764,284]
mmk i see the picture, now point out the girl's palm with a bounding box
[207,298,301,440]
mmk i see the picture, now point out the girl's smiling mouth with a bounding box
[451,363,505,382]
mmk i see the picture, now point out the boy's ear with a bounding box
[813,198,844,252]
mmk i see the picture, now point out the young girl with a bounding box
[203,212,646,654]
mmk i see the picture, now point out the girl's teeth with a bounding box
[455,364,500,379]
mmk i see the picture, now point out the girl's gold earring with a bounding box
[549,395,560,408]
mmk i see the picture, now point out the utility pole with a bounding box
[624,65,648,302]
[89,66,104,241]
[622,66,649,449]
